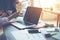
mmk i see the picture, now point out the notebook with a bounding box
[11,7,42,29]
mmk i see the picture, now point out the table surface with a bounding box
[3,17,60,40]
[11,30,46,40]
[4,23,60,40]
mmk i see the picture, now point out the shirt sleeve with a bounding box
[0,17,8,25]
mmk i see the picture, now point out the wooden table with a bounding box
[42,10,60,27]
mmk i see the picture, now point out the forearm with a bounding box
[8,12,19,21]
[8,2,22,21]
[0,13,19,25]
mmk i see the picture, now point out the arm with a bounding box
[1,12,8,17]
[8,12,19,21]
[8,2,22,21]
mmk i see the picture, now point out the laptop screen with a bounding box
[23,7,42,25]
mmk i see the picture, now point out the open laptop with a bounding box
[11,7,42,29]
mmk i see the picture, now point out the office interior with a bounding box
[0,0,60,40]
[16,0,60,27]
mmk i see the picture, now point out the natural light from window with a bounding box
[34,0,54,8]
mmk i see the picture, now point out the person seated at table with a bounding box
[0,0,21,25]
[0,0,16,25]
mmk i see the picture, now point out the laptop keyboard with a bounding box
[11,21,36,29]
[15,21,36,26]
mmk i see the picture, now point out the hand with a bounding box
[0,17,8,25]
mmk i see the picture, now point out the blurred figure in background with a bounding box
[0,0,22,26]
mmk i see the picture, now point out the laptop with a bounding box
[11,7,42,29]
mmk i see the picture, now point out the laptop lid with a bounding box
[23,7,42,25]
